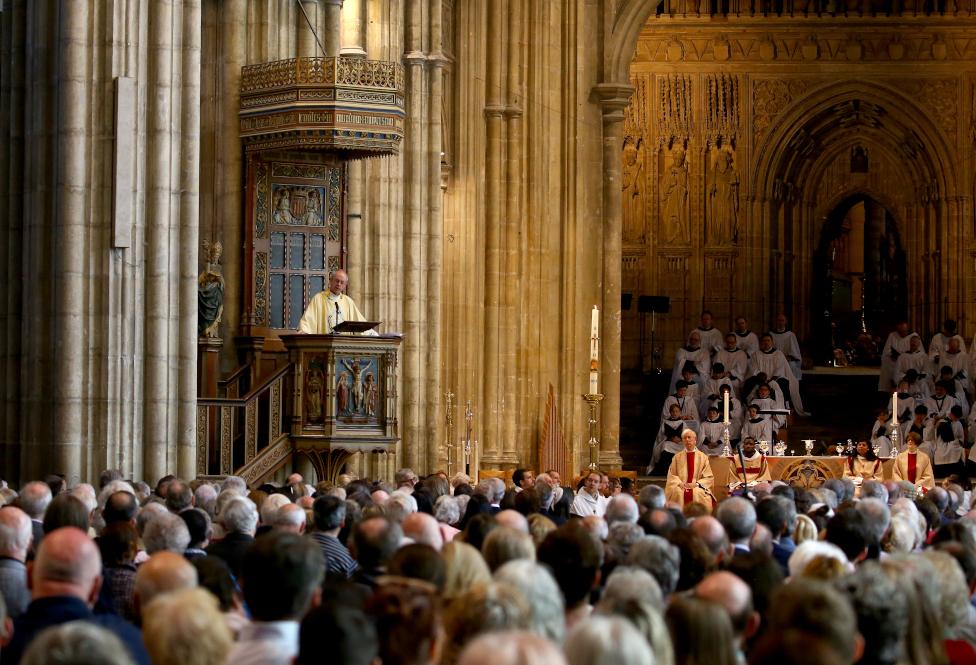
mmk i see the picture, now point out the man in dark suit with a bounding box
[716,496,757,555]
[2,527,150,665]
[15,482,51,559]
[205,496,257,580]
[0,507,32,618]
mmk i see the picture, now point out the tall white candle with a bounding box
[590,306,600,362]
[589,371,599,395]
[723,391,730,424]
[892,391,898,428]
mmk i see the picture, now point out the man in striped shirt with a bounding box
[309,495,357,579]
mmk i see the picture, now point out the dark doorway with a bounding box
[811,195,907,363]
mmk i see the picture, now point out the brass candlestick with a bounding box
[445,391,456,475]
[582,393,604,471]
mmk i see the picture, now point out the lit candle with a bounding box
[589,305,599,394]
[891,391,898,428]
[723,391,730,424]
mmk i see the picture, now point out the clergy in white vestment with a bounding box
[733,316,760,357]
[570,469,609,517]
[699,406,728,456]
[299,269,378,335]
[664,430,715,512]
[894,334,930,386]
[690,311,724,356]
[650,404,699,474]
[938,337,972,398]
[931,406,967,479]
[769,313,803,381]
[923,381,958,421]
[669,332,711,393]
[747,334,807,415]
[699,363,742,417]
[661,382,700,423]
[741,404,773,443]
[715,333,749,383]
[879,322,915,391]
[749,382,786,430]
[726,437,771,488]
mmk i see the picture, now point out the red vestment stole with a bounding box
[908,453,917,484]
[684,453,695,505]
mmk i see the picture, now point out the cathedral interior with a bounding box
[2,0,975,485]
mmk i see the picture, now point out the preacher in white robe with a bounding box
[299,270,377,335]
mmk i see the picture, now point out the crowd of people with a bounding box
[0,464,973,665]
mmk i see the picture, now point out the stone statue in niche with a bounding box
[708,148,740,244]
[661,144,690,244]
[621,135,646,243]
[198,240,224,338]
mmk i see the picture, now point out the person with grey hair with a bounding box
[493,560,566,643]
[638,485,666,514]
[193,483,218,519]
[474,478,506,513]
[206,496,257,578]
[921,550,976,646]
[383,491,418,524]
[402,512,445,551]
[164,480,193,514]
[274,503,307,534]
[311,494,357,579]
[21,621,135,665]
[457,630,568,665]
[856,498,891,559]
[260,493,291,526]
[626,535,681,597]
[824,478,854,504]
[142,512,191,555]
[17,481,52,553]
[605,522,645,570]
[70,484,98,528]
[565,615,654,665]
[434,495,462,542]
[136,502,168,539]
[220,476,247,494]
[483,526,534,572]
[0,506,33,617]
[860,480,889,503]
[716,497,757,554]
[599,565,664,611]
[394,468,418,491]
[834,561,908,665]
[606,494,640,526]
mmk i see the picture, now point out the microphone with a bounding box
[334,302,341,332]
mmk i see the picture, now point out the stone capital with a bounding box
[403,51,426,66]
[484,104,506,119]
[591,82,635,123]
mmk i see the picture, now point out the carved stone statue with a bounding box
[708,149,740,244]
[198,240,224,338]
[621,135,646,243]
[662,145,690,244]
[273,187,294,225]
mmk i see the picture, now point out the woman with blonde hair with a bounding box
[142,587,233,665]
[665,595,737,665]
[792,513,818,545]
[442,540,491,601]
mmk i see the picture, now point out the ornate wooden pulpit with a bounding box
[281,333,401,482]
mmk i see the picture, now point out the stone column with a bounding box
[340,0,366,57]
[592,83,633,470]
[297,0,321,57]
[324,0,343,57]
[53,0,92,484]
[177,0,202,479]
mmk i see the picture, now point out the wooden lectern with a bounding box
[281,332,402,483]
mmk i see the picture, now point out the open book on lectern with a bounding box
[332,320,381,334]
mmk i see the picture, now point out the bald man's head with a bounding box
[329,270,349,295]
[0,506,32,560]
[32,527,102,604]
[135,551,198,614]
[402,512,444,551]
[690,515,731,562]
[495,509,529,534]
[695,571,758,644]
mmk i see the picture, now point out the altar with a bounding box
[709,455,897,501]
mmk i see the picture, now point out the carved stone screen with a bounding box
[248,156,344,332]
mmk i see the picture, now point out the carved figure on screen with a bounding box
[621,136,645,243]
[365,373,376,416]
[336,371,350,414]
[307,367,324,422]
[273,187,294,225]
[342,359,365,411]
[662,145,690,244]
[708,149,739,244]
[301,189,322,225]
[198,241,224,339]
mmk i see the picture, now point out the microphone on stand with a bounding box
[334,302,341,332]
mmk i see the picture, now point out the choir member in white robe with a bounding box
[895,334,930,387]
[699,363,741,418]
[892,382,915,424]
[929,319,967,365]
[901,406,936,457]
[938,337,972,398]
[660,382,700,423]
[709,385,744,439]
[650,404,699,474]
[879,322,915,391]
[870,409,895,458]
[733,316,760,358]
[770,313,803,381]
[749,383,786,430]
[669,332,711,394]
[698,406,728,457]
[901,368,931,402]
[892,433,935,491]
[923,382,958,421]
[299,269,378,335]
[715,333,749,384]
[932,406,967,479]
[741,404,773,444]
[691,311,724,356]
[935,365,971,418]
[665,430,715,512]
[843,441,883,488]
[747,334,807,415]
[570,470,609,517]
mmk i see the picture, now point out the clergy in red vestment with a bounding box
[665,429,715,512]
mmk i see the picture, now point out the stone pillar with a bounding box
[324,0,343,58]
[402,0,426,472]
[297,0,321,57]
[341,0,367,57]
[592,83,633,470]
[178,0,202,479]
[54,0,91,484]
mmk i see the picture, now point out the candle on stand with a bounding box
[589,305,600,394]
[891,391,898,428]
[723,391,730,424]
